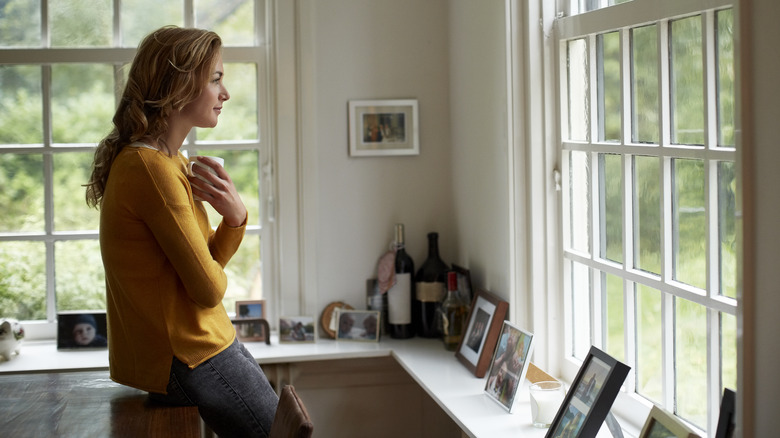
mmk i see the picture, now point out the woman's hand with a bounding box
[188,156,247,227]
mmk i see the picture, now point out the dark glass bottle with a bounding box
[441,271,468,351]
[415,232,448,338]
[387,224,415,339]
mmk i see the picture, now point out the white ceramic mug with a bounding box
[187,156,224,201]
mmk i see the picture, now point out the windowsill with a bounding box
[0,337,628,437]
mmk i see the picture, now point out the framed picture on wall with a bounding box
[348,99,419,157]
[57,311,108,350]
[234,300,267,342]
[455,289,509,378]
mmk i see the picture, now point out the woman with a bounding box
[85,26,278,437]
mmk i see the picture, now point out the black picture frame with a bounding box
[545,346,630,438]
[56,311,108,350]
[714,388,736,438]
[455,289,509,378]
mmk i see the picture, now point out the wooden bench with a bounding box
[0,371,202,437]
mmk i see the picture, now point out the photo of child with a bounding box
[57,312,108,350]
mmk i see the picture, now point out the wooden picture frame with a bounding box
[546,346,630,438]
[455,289,509,378]
[484,321,535,412]
[279,316,316,343]
[56,311,108,350]
[234,300,267,342]
[348,99,419,157]
[638,405,702,438]
[336,309,381,342]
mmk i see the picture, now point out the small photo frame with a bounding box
[235,300,267,342]
[348,99,419,157]
[638,405,702,438]
[57,311,108,350]
[279,316,316,343]
[546,346,631,438]
[336,309,381,342]
[714,388,736,438]
[484,321,535,412]
[451,264,473,304]
[455,289,509,378]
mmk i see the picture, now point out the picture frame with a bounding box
[279,316,316,343]
[714,388,736,438]
[638,405,701,438]
[234,300,267,342]
[335,309,381,342]
[546,346,630,438]
[484,321,535,412]
[451,264,473,304]
[348,99,419,157]
[455,289,509,378]
[57,311,108,350]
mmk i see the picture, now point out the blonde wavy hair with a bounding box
[85,26,222,208]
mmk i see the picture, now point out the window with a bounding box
[0,0,271,336]
[557,0,736,434]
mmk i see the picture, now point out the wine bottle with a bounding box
[415,232,448,338]
[441,271,468,351]
[387,224,415,339]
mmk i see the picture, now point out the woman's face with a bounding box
[178,54,230,129]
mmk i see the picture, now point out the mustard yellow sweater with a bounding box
[100,144,245,393]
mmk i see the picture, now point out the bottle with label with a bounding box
[387,224,415,339]
[415,232,448,338]
[441,271,468,351]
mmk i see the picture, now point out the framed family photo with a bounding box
[455,289,509,378]
[336,309,381,342]
[57,311,108,350]
[348,99,419,157]
[638,406,701,438]
[234,300,267,342]
[279,316,316,343]
[484,321,535,412]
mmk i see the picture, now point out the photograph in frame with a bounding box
[234,300,267,342]
[348,99,419,157]
[336,309,381,342]
[57,311,108,350]
[638,405,702,438]
[484,321,535,412]
[279,316,316,343]
[455,289,509,378]
[545,346,630,438]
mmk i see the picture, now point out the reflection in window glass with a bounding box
[675,297,707,428]
[51,64,115,144]
[633,156,660,275]
[0,66,43,144]
[599,153,622,263]
[121,0,183,47]
[717,9,735,148]
[603,271,625,362]
[55,240,106,311]
[197,63,258,141]
[670,16,704,146]
[571,261,591,360]
[0,154,44,233]
[193,149,260,227]
[718,162,737,298]
[569,151,590,254]
[636,283,662,403]
[631,25,659,144]
[54,152,99,231]
[721,312,737,392]
[0,241,46,320]
[598,32,621,143]
[0,0,41,47]
[673,159,705,289]
[196,0,255,46]
[568,39,589,142]
[50,0,112,47]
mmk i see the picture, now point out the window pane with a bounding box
[675,297,707,428]
[0,153,44,232]
[0,241,46,320]
[670,16,704,146]
[569,151,590,254]
[54,152,99,231]
[0,0,41,47]
[196,0,255,46]
[631,25,659,144]
[50,0,112,47]
[721,312,737,391]
[193,149,260,227]
[197,63,258,141]
[597,32,621,143]
[121,0,184,47]
[599,153,622,263]
[673,159,705,289]
[636,283,662,403]
[633,156,660,275]
[0,65,43,144]
[568,38,589,142]
[602,271,625,362]
[571,261,591,360]
[717,9,735,148]
[55,240,106,311]
[718,162,737,298]
[222,234,262,312]
[51,64,114,144]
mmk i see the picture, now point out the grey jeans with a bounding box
[150,339,279,437]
